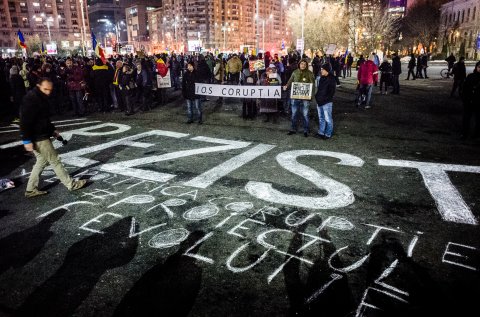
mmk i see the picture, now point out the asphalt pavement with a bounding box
[0,65,479,317]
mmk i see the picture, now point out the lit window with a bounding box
[33,2,40,7]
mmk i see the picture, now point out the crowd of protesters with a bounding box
[0,49,478,140]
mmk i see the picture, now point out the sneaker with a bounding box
[186,120,193,124]
[304,132,308,137]
[70,179,87,191]
[198,120,203,125]
[365,105,371,109]
[313,133,325,139]
[25,189,48,198]
[287,131,296,135]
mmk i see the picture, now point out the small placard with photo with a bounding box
[290,82,313,100]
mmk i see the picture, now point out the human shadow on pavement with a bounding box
[113,230,204,317]
[363,233,449,317]
[0,209,12,220]
[0,209,66,277]
[283,220,356,317]
[17,216,138,317]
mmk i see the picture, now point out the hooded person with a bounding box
[283,59,315,137]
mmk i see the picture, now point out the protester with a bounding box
[20,78,87,198]
[283,59,315,137]
[357,54,379,109]
[378,58,392,95]
[314,64,336,140]
[65,58,86,116]
[182,61,202,124]
[9,65,26,123]
[450,57,467,98]
[391,52,401,94]
[461,61,480,139]
[406,53,416,80]
[259,65,281,123]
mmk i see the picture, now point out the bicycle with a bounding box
[440,68,451,79]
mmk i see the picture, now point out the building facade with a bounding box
[1,0,90,55]
[144,0,290,54]
[438,0,480,59]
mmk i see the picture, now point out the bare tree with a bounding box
[402,0,441,54]
[286,1,349,53]
[359,4,400,54]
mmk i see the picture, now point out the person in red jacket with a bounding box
[357,55,379,109]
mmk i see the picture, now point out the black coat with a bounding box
[462,72,480,105]
[10,74,26,106]
[392,56,402,75]
[182,70,199,99]
[315,74,336,106]
[20,87,55,142]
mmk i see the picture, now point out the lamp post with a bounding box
[79,0,87,56]
[33,13,55,44]
[300,0,306,57]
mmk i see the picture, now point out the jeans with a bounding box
[186,98,202,122]
[317,102,333,137]
[359,84,373,106]
[69,90,84,115]
[290,99,310,133]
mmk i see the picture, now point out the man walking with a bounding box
[20,78,87,198]
[357,55,378,109]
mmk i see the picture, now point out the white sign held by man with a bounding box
[157,70,172,89]
[290,82,313,100]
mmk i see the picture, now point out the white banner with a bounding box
[195,83,281,99]
[157,70,172,88]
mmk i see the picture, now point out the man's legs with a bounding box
[301,100,310,134]
[317,105,326,136]
[26,139,87,195]
[365,85,373,108]
[186,99,194,123]
[322,102,333,137]
[289,100,299,133]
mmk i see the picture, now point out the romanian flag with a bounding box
[91,32,106,64]
[17,30,27,49]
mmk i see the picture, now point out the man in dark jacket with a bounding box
[314,64,336,139]
[461,61,480,139]
[20,78,87,198]
[92,59,113,112]
[182,62,202,124]
[406,53,416,80]
[391,52,401,94]
[450,57,467,97]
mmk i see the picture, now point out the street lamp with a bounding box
[32,13,57,44]
[222,23,230,51]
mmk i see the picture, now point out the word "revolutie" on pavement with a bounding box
[195,83,282,99]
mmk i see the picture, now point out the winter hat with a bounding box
[321,63,331,73]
